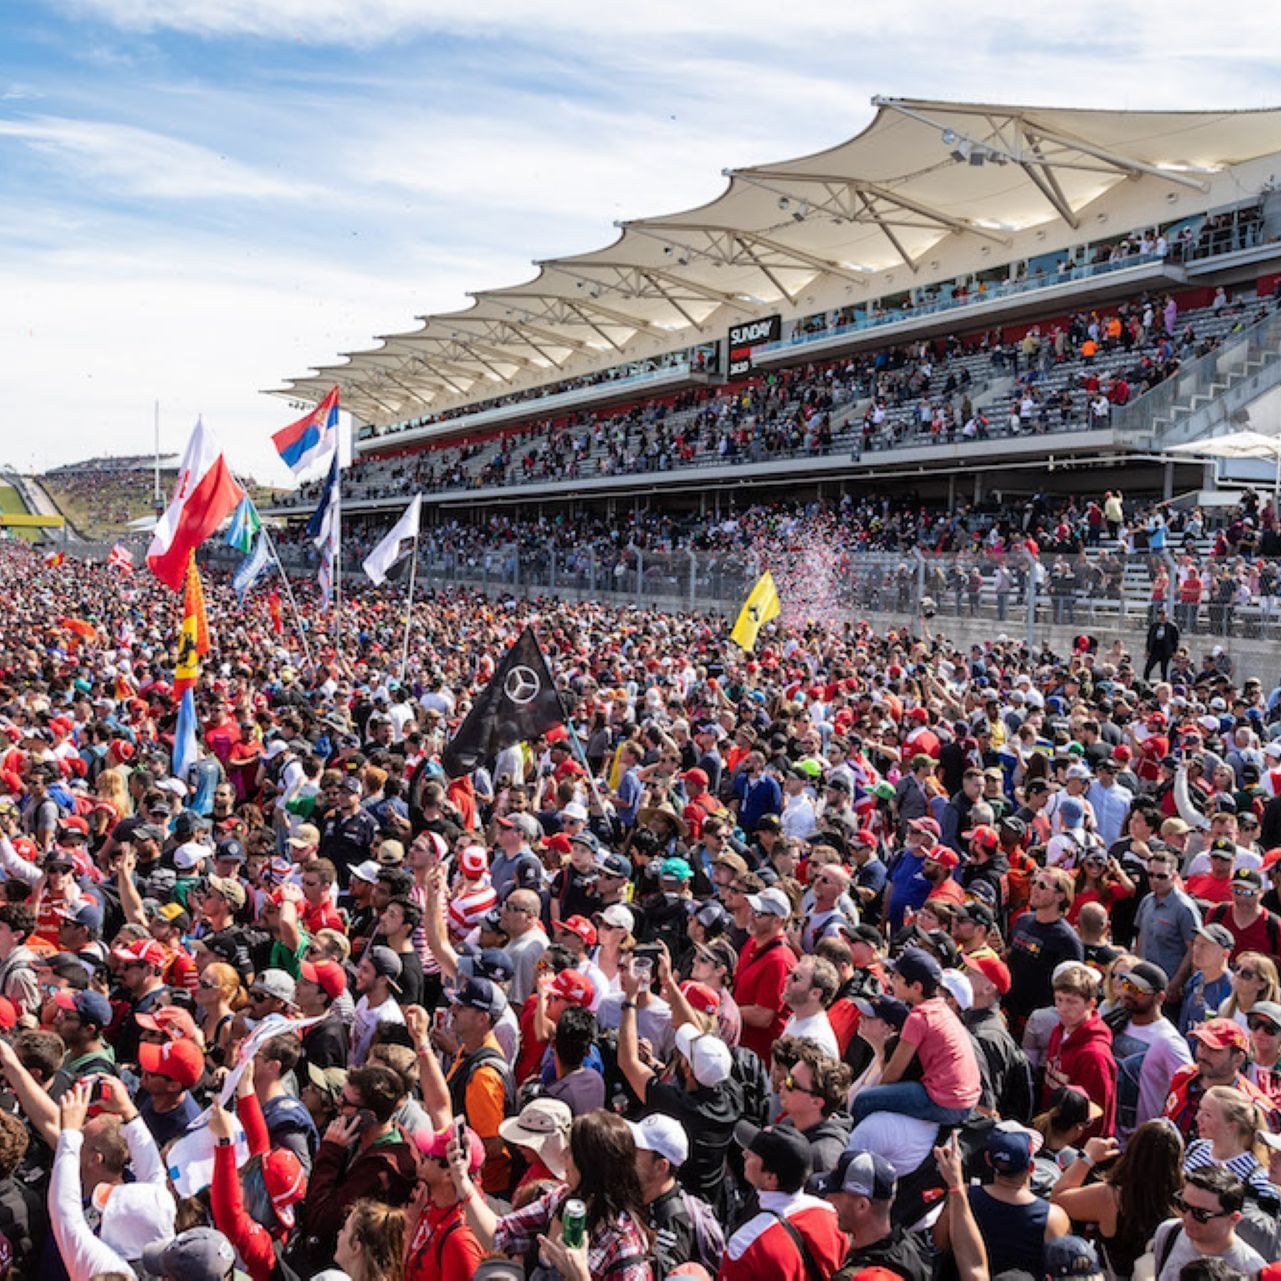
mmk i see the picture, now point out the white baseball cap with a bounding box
[744,887,791,918]
[173,840,206,871]
[595,904,636,933]
[673,1023,733,1087]
[940,968,974,1011]
[627,1114,688,1168]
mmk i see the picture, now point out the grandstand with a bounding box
[266,99,1281,530]
[39,454,178,540]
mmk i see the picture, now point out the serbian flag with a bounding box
[148,419,244,590]
[173,555,210,697]
[273,387,339,476]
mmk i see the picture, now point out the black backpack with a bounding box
[729,1045,771,1128]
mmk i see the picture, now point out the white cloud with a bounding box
[0,116,319,200]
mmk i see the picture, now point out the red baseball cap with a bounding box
[544,833,573,855]
[138,1038,204,1089]
[261,1147,308,1228]
[850,828,879,849]
[300,959,347,1002]
[1190,1018,1249,1052]
[908,817,942,839]
[680,981,721,1015]
[962,824,999,850]
[112,939,167,969]
[964,953,1012,996]
[555,916,597,949]
[926,847,960,870]
[548,970,594,1008]
[682,768,709,788]
[135,1006,198,1041]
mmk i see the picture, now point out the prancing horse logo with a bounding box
[504,665,541,705]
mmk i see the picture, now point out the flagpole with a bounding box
[565,716,613,821]
[256,518,314,668]
[226,478,314,668]
[399,532,420,684]
[334,432,344,661]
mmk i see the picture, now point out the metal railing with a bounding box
[1113,305,1281,447]
[760,253,1171,357]
[206,539,1281,647]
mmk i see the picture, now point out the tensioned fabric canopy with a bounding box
[272,98,1281,424]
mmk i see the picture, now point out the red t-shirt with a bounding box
[405,1201,485,1281]
[901,997,982,1110]
[1206,902,1281,959]
[733,935,797,1063]
[1184,873,1233,905]
[926,878,966,908]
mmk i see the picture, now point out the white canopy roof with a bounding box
[1168,430,1281,461]
[273,98,1281,424]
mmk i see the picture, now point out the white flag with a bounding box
[362,494,422,585]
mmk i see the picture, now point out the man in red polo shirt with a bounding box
[733,886,797,1064]
[923,845,965,908]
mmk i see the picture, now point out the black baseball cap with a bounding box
[890,946,943,991]
[448,976,502,1017]
[733,1121,812,1191]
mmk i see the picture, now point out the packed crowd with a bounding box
[278,281,1266,521]
[6,535,1281,1281]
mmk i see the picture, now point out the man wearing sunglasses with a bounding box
[1134,851,1201,995]
[1148,1166,1265,1280]
[1204,867,1281,960]
[1245,998,1281,1109]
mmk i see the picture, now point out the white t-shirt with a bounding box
[782,1010,840,1059]
[1117,1017,1193,1133]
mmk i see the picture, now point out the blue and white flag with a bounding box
[225,496,262,554]
[306,452,341,606]
[172,687,199,781]
[232,531,272,600]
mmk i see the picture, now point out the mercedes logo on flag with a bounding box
[503,665,542,705]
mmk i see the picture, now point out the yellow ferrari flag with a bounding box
[173,554,210,696]
[731,571,781,651]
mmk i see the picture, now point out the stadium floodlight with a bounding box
[777,196,791,210]
[950,139,972,163]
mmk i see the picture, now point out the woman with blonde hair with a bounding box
[334,1199,405,1281]
[1185,1085,1276,1196]
[95,769,131,817]
[1218,951,1280,1028]
[195,960,249,1068]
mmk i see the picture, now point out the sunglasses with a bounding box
[1174,1195,1229,1224]
[783,1073,823,1096]
[1248,1017,1281,1035]
[1234,968,1260,980]
[1232,888,1258,898]
[1149,871,1172,881]
[197,979,220,991]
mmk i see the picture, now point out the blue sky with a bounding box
[3,1,1281,486]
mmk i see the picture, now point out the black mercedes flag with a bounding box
[441,627,563,777]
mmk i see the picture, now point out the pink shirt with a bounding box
[901,997,982,1110]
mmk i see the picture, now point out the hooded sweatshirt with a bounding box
[1042,1010,1116,1138]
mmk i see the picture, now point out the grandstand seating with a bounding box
[272,290,1263,512]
